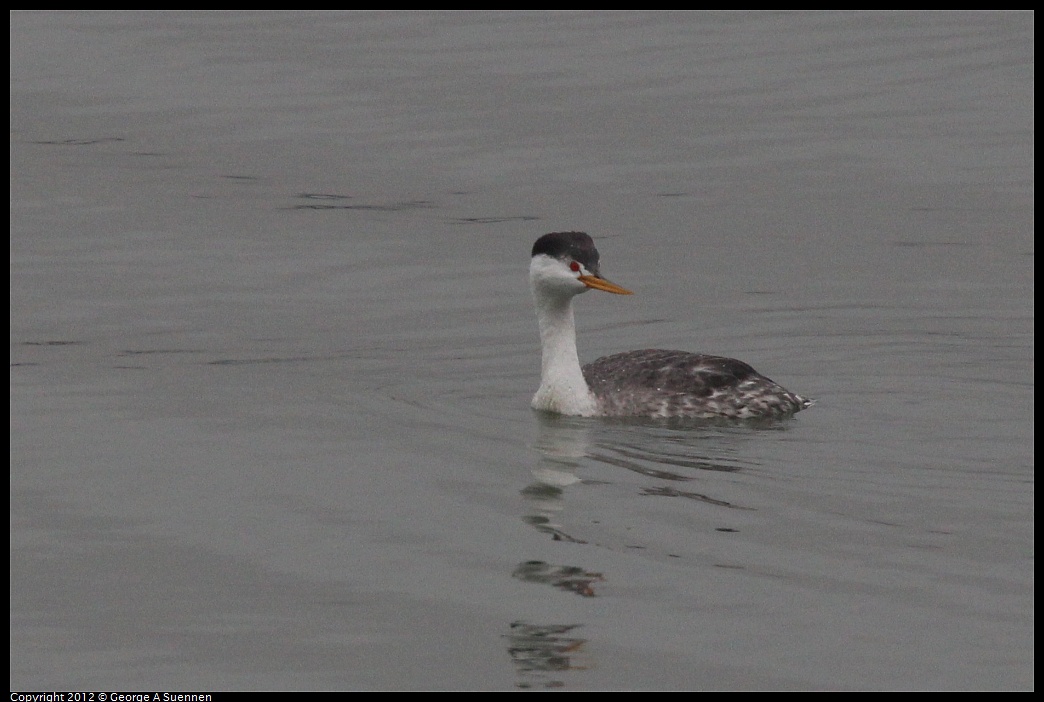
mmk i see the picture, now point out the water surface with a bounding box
[10,10,1034,690]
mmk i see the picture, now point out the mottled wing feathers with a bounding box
[583,349,810,419]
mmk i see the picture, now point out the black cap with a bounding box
[531,231,601,275]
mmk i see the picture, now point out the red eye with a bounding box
[569,261,581,272]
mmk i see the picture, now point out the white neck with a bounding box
[531,284,599,417]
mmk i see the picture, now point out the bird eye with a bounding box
[569,261,581,272]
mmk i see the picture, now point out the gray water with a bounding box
[10,10,1033,691]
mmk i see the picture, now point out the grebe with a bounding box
[530,231,812,419]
